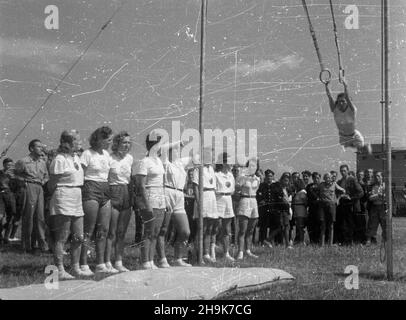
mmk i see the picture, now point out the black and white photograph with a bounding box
[0,0,405,306]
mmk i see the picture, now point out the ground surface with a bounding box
[1,216,405,300]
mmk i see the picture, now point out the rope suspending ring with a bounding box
[319,69,332,84]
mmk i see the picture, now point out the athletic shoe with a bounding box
[236,252,244,260]
[8,237,20,242]
[203,254,215,263]
[80,265,94,276]
[95,264,110,274]
[263,240,273,248]
[72,268,90,277]
[225,254,235,262]
[173,259,192,267]
[58,270,75,281]
[158,258,171,268]
[105,264,119,274]
[141,261,152,270]
[246,251,258,259]
[115,264,130,272]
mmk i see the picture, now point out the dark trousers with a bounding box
[21,183,47,251]
[133,207,144,244]
[307,204,320,244]
[184,198,195,243]
[339,204,356,245]
[367,204,386,242]
[354,213,367,244]
[295,217,306,243]
[258,209,271,244]
[0,191,16,241]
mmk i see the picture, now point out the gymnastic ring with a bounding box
[319,69,332,84]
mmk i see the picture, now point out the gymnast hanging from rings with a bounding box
[301,0,372,155]
[324,77,372,154]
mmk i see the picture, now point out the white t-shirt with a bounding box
[80,149,112,182]
[215,171,235,194]
[134,156,164,187]
[192,165,216,189]
[50,154,84,187]
[109,153,133,185]
[163,158,187,190]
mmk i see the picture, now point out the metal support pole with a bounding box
[198,0,208,266]
[383,0,393,281]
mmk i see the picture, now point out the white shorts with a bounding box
[237,198,259,219]
[165,188,186,215]
[193,190,218,219]
[339,129,364,149]
[216,195,234,219]
[50,187,84,217]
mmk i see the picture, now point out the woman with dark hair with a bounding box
[235,158,261,259]
[49,130,86,279]
[106,131,133,272]
[215,152,235,262]
[79,126,114,275]
[134,132,168,269]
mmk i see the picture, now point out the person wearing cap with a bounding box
[15,139,49,253]
[49,130,87,280]
[192,147,218,263]
[106,131,133,272]
[0,158,17,244]
[268,172,293,248]
[79,126,114,275]
[256,169,275,247]
[160,140,193,267]
[135,132,169,269]
[235,158,261,259]
[214,152,235,262]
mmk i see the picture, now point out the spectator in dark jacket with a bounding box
[306,172,321,244]
[336,164,364,245]
[268,172,292,248]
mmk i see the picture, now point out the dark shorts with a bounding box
[82,180,110,207]
[318,202,336,222]
[110,184,131,211]
[270,210,290,228]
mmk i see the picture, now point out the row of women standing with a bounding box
[49,126,261,280]
[49,127,134,279]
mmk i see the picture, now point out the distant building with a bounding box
[357,143,406,216]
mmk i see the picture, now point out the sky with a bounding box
[1,0,405,176]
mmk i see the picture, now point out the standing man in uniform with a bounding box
[256,169,275,247]
[336,164,364,246]
[15,139,49,253]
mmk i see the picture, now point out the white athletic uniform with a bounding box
[192,165,218,219]
[163,158,187,215]
[236,174,260,219]
[215,171,235,219]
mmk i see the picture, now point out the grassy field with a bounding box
[1,217,406,299]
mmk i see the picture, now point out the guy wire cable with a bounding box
[0,0,128,159]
